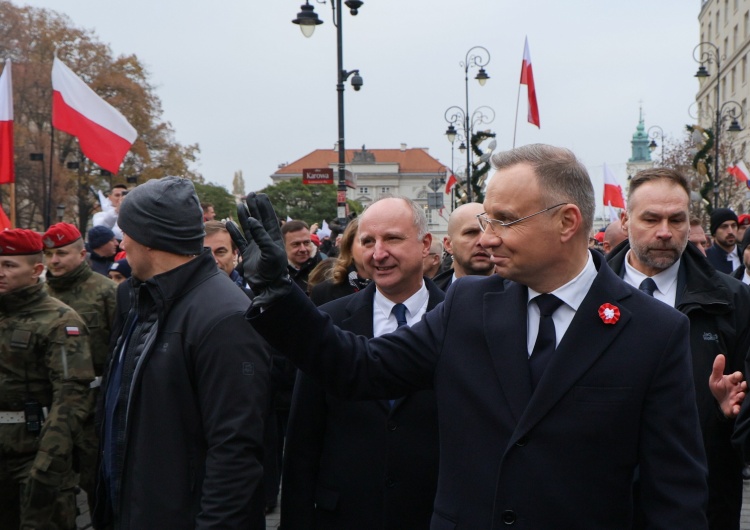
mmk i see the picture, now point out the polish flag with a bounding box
[727,161,750,184]
[603,163,625,209]
[0,60,14,184]
[520,37,540,128]
[445,172,458,194]
[52,57,137,174]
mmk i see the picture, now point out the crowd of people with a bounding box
[2,143,750,529]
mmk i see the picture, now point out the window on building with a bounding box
[732,66,736,93]
[380,187,391,195]
[743,55,747,84]
[734,25,739,50]
[425,207,434,225]
[717,10,720,31]
[725,0,729,24]
[743,98,748,121]
[745,12,749,38]
[358,187,369,195]
[725,37,729,55]
[735,0,739,13]
[722,76,727,98]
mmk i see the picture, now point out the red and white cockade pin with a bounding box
[598,303,620,325]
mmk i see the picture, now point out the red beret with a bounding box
[594,232,605,243]
[739,214,750,226]
[0,229,44,255]
[42,223,82,249]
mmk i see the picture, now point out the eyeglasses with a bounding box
[476,203,567,235]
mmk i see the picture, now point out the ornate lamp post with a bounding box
[293,1,364,226]
[442,46,494,204]
[694,42,744,209]
[647,125,665,159]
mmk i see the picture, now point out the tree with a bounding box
[260,178,363,225]
[232,170,246,197]
[193,182,236,221]
[0,2,201,231]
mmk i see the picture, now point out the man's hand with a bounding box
[709,354,747,419]
[226,193,292,308]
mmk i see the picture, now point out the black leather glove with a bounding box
[226,193,292,308]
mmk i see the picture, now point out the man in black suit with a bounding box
[281,197,442,529]
[230,144,709,529]
[607,167,750,529]
[433,202,493,291]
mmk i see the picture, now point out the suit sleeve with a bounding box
[280,371,328,529]
[193,311,270,529]
[249,284,445,399]
[638,315,709,529]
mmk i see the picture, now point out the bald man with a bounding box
[422,239,443,279]
[602,220,628,255]
[433,202,494,291]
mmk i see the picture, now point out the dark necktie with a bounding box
[639,277,657,297]
[529,294,564,388]
[389,304,409,407]
[392,303,408,328]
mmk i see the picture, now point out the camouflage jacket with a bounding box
[46,260,117,375]
[0,281,94,479]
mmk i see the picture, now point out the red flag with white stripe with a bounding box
[52,57,137,174]
[520,37,540,128]
[727,161,750,184]
[445,172,458,194]
[603,163,625,209]
[0,60,14,185]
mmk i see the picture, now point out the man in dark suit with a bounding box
[282,197,442,530]
[229,144,709,529]
[607,167,750,529]
[433,202,493,291]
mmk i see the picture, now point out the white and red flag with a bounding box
[727,161,750,184]
[445,172,458,194]
[0,59,14,185]
[520,37,540,128]
[52,57,137,174]
[603,163,625,209]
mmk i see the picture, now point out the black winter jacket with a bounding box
[94,250,270,529]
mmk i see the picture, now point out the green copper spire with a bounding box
[629,106,652,162]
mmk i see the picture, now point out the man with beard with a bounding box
[607,167,750,530]
[433,202,494,291]
[706,208,740,274]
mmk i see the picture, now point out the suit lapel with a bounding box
[484,280,533,423]
[510,260,634,444]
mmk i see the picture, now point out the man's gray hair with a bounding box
[363,196,429,239]
[491,144,595,236]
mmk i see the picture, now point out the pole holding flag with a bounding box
[513,37,540,147]
[603,163,626,213]
[51,57,137,174]
[727,161,750,186]
[0,59,15,227]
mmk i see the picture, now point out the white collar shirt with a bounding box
[373,282,430,337]
[622,250,680,308]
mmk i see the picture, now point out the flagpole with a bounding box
[9,182,15,228]
[46,124,54,229]
[512,83,522,148]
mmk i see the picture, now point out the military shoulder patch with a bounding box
[65,326,81,336]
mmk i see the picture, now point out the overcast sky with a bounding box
[20,0,699,211]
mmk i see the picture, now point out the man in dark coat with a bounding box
[281,197,442,530]
[230,144,708,529]
[706,208,740,273]
[94,177,270,529]
[607,167,750,530]
[283,220,322,292]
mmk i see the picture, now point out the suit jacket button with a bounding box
[501,510,516,525]
[515,436,529,447]
[387,421,397,431]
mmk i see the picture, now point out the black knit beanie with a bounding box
[709,208,738,236]
[118,176,205,255]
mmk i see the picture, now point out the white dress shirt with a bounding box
[526,252,597,355]
[622,250,680,308]
[373,282,430,337]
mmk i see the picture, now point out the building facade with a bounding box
[271,144,450,238]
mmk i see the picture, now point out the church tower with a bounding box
[626,106,655,179]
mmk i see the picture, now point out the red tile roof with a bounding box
[274,148,447,175]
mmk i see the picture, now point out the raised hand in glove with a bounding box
[226,193,292,308]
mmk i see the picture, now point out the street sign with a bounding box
[345,169,357,189]
[428,192,443,210]
[428,178,442,192]
[303,168,334,185]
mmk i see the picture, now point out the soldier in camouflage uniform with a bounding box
[43,222,116,510]
[0,229,94,529]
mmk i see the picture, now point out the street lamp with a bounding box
[693,41,745,208]
[647,125,665,158]
[442,46,493,204]
[292,0,364,226]
[56,203,65,223]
